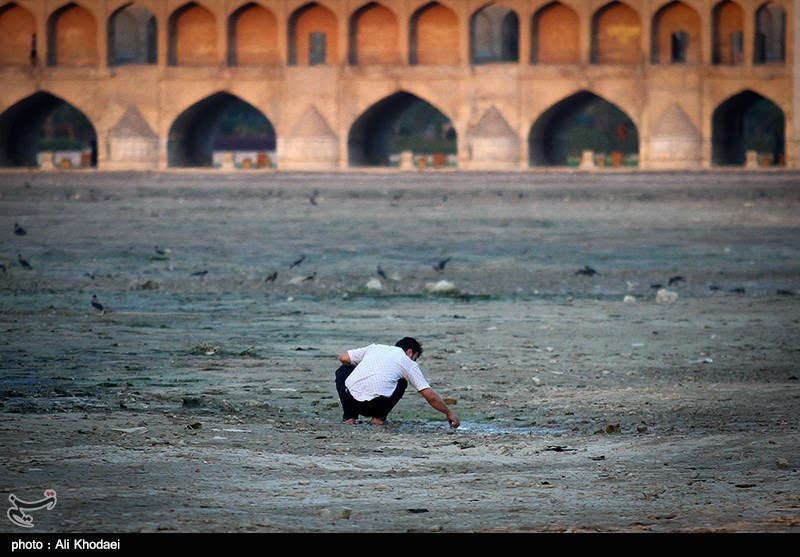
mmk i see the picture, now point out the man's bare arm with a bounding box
[338,353,351,364]
[419,388,460,428]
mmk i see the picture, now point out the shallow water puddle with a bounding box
[406,420,568,436]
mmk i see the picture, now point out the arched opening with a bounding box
[712,91,785,166]
[410,2,459,65]
[168,92,276,168]
[348,2,399,65]
[168,2,217,66]
[288,3,338,66]
[47,3,98,67]
[348,91,457,167]
[0,3,36,66]
[109,2,157,66]
[228,2,279,66]
[529,91,638,167]
[651,1,700,64]
[590,2,641,64]
[0,92,97,168]
[531,2,580,64]
[754,1,785,64]
[712,1,744,65]
[470,3,519,64]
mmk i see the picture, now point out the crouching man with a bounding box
[335,337,460,428]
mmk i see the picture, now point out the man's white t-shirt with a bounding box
[345,344,431,401]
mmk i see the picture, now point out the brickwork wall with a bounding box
[0,0,794,170]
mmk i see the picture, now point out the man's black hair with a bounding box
[395,337,422,357]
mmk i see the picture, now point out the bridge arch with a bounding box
[754,1,786,64]
[531,2,580,64]
[0,2,36,66]
[108,2,157,66]
[712,1,744,65]
[0,91,97,167]
[228,2,279,66]
[289,2,339,66]
[167,92,276,168]
[651,1,701,65]
[470,2,519,64]
[348,91,457,167]
[410,2,459,65]
[47,2,98,67]
[591,2,642,64]
[712,90,785,166]
[168,2,217,66]
[348,2,400,65]
[529,90,638,167]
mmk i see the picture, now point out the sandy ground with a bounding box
[0,169,799,534]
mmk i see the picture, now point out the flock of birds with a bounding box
[575,265,686,289]
[6,219,794,315]
[7,219,459,316]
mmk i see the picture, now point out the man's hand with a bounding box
[447,413,460,429]
[420,388,460,428]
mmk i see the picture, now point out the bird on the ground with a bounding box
[668,275,685,286]
[13,223,26,236]
[84,271,95,280]
[190,270,208,277]
[91,294,104,313]
[776,289,795,296]
[17,253,32,270]
[290,255,306,268]
[433,257,451,271]
[309,191,319,205]
[575,265,597,277]
[302,272,316,282]
[0,263,6,272]
[377,265,387,279]
[154,245,171,256]
[265,271,278,282]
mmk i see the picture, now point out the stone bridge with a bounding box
[0,0,797,170]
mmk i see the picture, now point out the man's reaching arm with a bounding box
[419,388,460,428]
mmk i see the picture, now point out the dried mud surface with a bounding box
[0,170,799,533]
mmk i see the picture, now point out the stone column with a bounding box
[216,3,227,68]
[458,2,469,66]
[34,4,47,69]
[156,3,169,69]
[396,2,409,65]
[517,3,531,65]
[338,6,349,66]
[640,6,652,64]
[742,3,754,68]
[275,2,289,65]
[700,4,712,65]
[96,1,108,70]
[580,6,592,64]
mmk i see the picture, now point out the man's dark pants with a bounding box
[335,365,407,421]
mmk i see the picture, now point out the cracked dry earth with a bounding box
[0,170,798,533]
